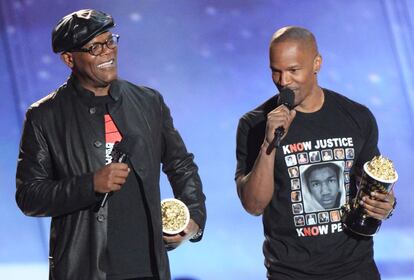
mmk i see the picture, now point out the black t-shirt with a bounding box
[107,163,155,280]
[91,95,155,280]
[236,89,380,279]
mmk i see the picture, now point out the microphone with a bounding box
[100,135,132,208]
[273,88,295,149]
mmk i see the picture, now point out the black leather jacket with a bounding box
[16,76,206,280]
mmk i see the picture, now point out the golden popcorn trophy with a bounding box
[161,198,190,235]
[342,156,398,236]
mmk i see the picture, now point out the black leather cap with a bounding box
[52,9,115,53]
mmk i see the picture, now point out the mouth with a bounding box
[97,59,115,69]
[321,197,333,207]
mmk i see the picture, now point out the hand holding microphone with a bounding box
[265,88,295,154]
[93,136,132,208]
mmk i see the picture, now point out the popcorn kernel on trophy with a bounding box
[342,156,398,236]
[161,198,190,235]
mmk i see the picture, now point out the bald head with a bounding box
[270,26,319,56]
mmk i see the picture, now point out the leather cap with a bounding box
[52,9,115,53]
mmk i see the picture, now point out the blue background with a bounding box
[1,0,413,279]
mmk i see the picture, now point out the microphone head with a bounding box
[111,135,135,163]
[113,135,134,154]
[277,88,295,109]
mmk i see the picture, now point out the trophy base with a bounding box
[341,208,382,237]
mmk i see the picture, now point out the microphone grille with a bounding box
[115,135,134,153]
[277,88,295,109]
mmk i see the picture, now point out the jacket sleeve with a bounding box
[159,95,207,241]
[16,109,99,217]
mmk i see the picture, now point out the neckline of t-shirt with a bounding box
[91,95,113,105]
[294,89,329,121]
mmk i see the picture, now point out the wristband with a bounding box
[190,228,203,240]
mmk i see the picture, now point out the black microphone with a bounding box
[99,135,132,208]
[273,88,295,149]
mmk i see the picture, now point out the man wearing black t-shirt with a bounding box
[235,26,395,279]
[16,9,206,280]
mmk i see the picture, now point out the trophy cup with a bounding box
[342,156,398,236]
[161,198,190,235]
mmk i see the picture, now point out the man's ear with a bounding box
[313,54,322,74]
[61,52,74,68]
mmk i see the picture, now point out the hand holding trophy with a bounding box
[161,198,190,235]
[342,156,398,236]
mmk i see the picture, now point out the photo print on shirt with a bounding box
[333,148,345,160]
[292,203,303,214]
[345,160,353,170]
[297,152,309,164]
[321,149,333,161]
[309,151,321,163]
[291,178,300,190]
[299,161,346,213]
[285,154,298,167]
[345,148,355,159]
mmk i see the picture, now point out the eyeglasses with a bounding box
[72,34,120,56]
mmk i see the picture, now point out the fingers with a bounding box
[163,219,199,250]
[163,232,185,243]
[93,163,130,193]
[265,105,296,144]
[163,232,185,251]
[360,192,395,220]
[375,189,396,204]
[267,105,291,129]
[109,162,130,171]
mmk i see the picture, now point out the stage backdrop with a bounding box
[1,0,413,279]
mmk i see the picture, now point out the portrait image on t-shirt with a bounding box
[299,161,346,213]
[291,191,302,202]
[285,154,297,167]
[297,152,309,164]
[291,178,300,190]
[330,210,341,222]
[306,213,317,225]
[309,151,321,163]
[321,149,333,161]
[344,172,350,183]
[334,148,345,160]
[318,212,330,224]
[292,203,303,214]
[294,215,305,227]
[345,148,355,159]
[288,166,299,178]
[345,160,353,170]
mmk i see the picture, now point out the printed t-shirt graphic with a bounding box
[282,137,355,236]
[105,114,122,165]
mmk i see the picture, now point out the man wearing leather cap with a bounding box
[16,9,206,280]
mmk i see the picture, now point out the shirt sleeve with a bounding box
[235,117,250,179]
[355,107,380,169]
[235,114,264,180]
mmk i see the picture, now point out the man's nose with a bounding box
[278,72,292,87]
[320,183,331,195]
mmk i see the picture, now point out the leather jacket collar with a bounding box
[69,74,122,102]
